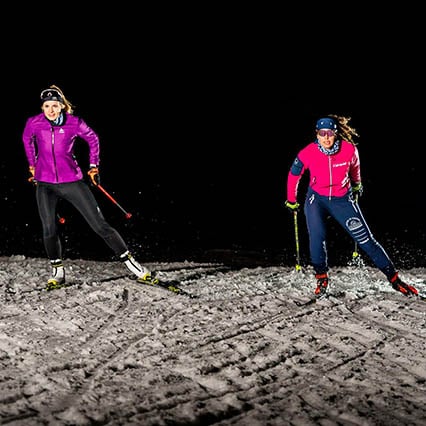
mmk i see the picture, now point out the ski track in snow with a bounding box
[1,255,426,425]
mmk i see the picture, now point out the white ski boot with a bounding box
[120,251,152,282]
[47,259,66,290]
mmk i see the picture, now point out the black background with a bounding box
[2,9,425,268]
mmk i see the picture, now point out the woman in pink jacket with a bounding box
[285,115,418,298]
[22,85,152,290]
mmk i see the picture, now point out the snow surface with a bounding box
[1,255,426,425]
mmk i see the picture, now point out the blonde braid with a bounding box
[329,114,359,145]
[49,84,74,114]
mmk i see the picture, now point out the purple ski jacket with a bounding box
[22,112,100,184]
[287,140,361,202]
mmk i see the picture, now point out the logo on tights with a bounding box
[346,217,362,231]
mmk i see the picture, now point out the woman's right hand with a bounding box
[284,200,300,212]
[28,166,37,185]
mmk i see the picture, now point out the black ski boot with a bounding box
[389,273,418,297]
[314,273,329,298]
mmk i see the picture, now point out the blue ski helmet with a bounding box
[316,117,337,130]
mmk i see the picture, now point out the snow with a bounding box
[1,255,426,425]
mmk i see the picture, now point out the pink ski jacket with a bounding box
[22,112,100,184]
[287,140,361,202]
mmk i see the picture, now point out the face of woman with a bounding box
[317,129,336,149]
[42,101,64,121]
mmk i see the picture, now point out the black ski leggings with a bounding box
[35,180,128,260]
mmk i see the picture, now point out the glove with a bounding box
[284,200,300,212]
[28,166,37,186]
[87,166,100,186]
[351,182,363,197]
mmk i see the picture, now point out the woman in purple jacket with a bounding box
[22,85,151,290]
[285,115,418,298]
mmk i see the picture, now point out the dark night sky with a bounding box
[2,14,425,267]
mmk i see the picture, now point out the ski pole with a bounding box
[95,184,132,219]
[350,192,364,266]
[352,240,360,261]
[352,193,360,261]
[293,211,302,272]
